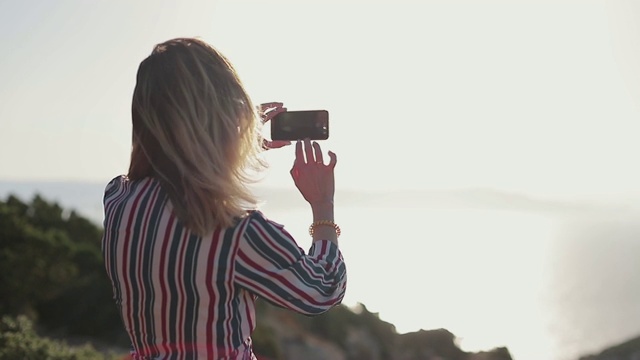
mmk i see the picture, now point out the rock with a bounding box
[394,329,466,360]
[253,302,514,360]
[468,347,513,360]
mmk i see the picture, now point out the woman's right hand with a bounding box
[259,102,291,150]
[290,138,337,206]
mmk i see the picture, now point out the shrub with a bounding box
[0,195,128,344]
[0,315,114,360]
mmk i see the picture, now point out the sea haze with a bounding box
[1,180,639,360]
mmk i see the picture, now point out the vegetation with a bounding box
[0,194,128,357]
[0,315,115,360]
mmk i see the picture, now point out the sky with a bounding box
[2,0,640,201]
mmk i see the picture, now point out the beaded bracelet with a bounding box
[309,220,341,238]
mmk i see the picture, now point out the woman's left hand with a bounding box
[259,102,292,150]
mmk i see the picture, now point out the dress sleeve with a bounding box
[234,211,347,315]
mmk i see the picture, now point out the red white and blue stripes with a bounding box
[101,175,347,360]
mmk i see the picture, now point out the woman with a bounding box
[101,38,346,360]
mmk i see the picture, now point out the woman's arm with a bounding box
[234,134,345,314]
[291,138,339,246]
[234,211,346,315]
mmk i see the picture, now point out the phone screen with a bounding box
[271,110,329,141]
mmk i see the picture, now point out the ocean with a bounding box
[1,180,639,360]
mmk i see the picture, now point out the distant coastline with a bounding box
[1,179,637,227]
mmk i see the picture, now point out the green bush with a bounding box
[0,195,128,344]
[0,315,114,360]
[251,321,282,360]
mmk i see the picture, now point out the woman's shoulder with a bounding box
[104,175,133,196]
[241,210,286,229]
[103,175,160,204]
[103,175,127,197]
[105,174,127,189]
[104,175,160,191]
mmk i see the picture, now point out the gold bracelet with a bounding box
[309,220,341,238]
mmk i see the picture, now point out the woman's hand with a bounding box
[290,138,337,206]
[259,102,291,150]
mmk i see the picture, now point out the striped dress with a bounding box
[101,175,347,360]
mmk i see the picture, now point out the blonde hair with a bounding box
[128,38,266,236]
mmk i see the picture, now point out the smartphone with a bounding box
[271,110,329,141]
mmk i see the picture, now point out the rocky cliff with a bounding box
[251,301,512,360]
